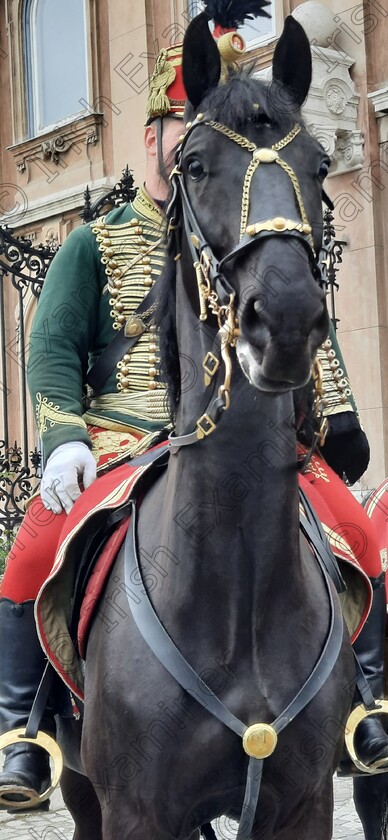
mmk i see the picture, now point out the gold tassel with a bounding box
[147,50,176,118]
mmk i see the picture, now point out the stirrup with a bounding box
[0,727,63,810]
[344,700,388,775]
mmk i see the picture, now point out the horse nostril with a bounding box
[240,299,270,350]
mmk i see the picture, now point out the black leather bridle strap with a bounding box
[299,487,346,595]
[156,117,171,187]
[300,486,378,711]
[171,114,326,303]
[25,662,55,739]
[168,394,227,450]
[123,502,245,736]
[123,499,344,837]
[87,279,161,395]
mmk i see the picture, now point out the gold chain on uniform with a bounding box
[92,188,167,398]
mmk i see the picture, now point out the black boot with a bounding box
[0,597,54,810]
[353,574,388,770]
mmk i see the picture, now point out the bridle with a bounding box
[167,112,331,450]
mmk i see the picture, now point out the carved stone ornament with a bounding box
[304,45,364,175]
[326,84,347,115]
[254,4,365,176]
[8,112,103,177]
[44,228,60,253]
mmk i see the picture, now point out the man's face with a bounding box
[145,116,185,200]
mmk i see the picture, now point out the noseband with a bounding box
[168,113,330,450]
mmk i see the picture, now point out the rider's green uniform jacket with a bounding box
[27,187,169,463]
[318,322,358,419]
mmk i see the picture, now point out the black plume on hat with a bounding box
[203,0,272,25]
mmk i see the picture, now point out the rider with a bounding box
[297,360,388,771]
[0,43,186,810]
[0,24,387,813]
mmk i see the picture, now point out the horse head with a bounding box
[170,14,330,396]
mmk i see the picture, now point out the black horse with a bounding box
[58,15,356,840]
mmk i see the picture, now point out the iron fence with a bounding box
[0,168,136,549]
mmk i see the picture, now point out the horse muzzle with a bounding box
[236,335,317,392]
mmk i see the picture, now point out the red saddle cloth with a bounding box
[363,478,388,600]
[35,444,167,701]
[35,445,371,702]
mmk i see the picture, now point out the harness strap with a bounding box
[300,486,378,711]
[124,502,245,735]
[25,663,55,739]
[123,498,344,838]
[299,487,346,594]
[169,395,227,450]
[87,276,161,395]
[352,652,378,711]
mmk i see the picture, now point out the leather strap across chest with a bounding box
[87,279,161,395]
[123,491,345,838]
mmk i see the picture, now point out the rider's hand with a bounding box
[40,442,97,515]
[321,413,370,485]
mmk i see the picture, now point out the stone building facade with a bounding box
[0,0,387,489]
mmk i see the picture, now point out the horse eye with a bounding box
[187,159,205,181]
[319,158,331,181]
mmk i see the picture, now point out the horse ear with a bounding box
[272,16,312,108]
[182,12,221,111]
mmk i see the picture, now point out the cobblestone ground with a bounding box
[0,776,365,839]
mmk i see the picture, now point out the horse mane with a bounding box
[154,69,305,419]
[200,67,302,135]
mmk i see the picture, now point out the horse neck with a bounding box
[164,255,301,602]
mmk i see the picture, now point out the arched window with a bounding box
[24,0,89,136]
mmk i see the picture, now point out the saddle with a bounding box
[35,443,370,704]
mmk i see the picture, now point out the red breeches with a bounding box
[1,497,66,602]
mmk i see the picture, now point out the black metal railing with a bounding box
[80,164,137,223]
[0,167,136,549]
[0,231,52,551]
[322,207,347,333]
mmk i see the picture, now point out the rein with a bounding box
[123,489,346,839]
[167,113,329,451]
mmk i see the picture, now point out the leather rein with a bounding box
[122,473,346,840]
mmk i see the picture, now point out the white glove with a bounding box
[40,442,97,515]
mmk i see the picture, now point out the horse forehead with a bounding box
[185,120,318,162]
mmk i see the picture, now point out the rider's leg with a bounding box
[353,573,388,767]
[0,497,66,808]
[300,454,388,769]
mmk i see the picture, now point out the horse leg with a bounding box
[276,775,334,840]
[60,766,102,840]
[354,774,388,840]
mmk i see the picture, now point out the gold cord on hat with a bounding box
[147,49,176,119]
